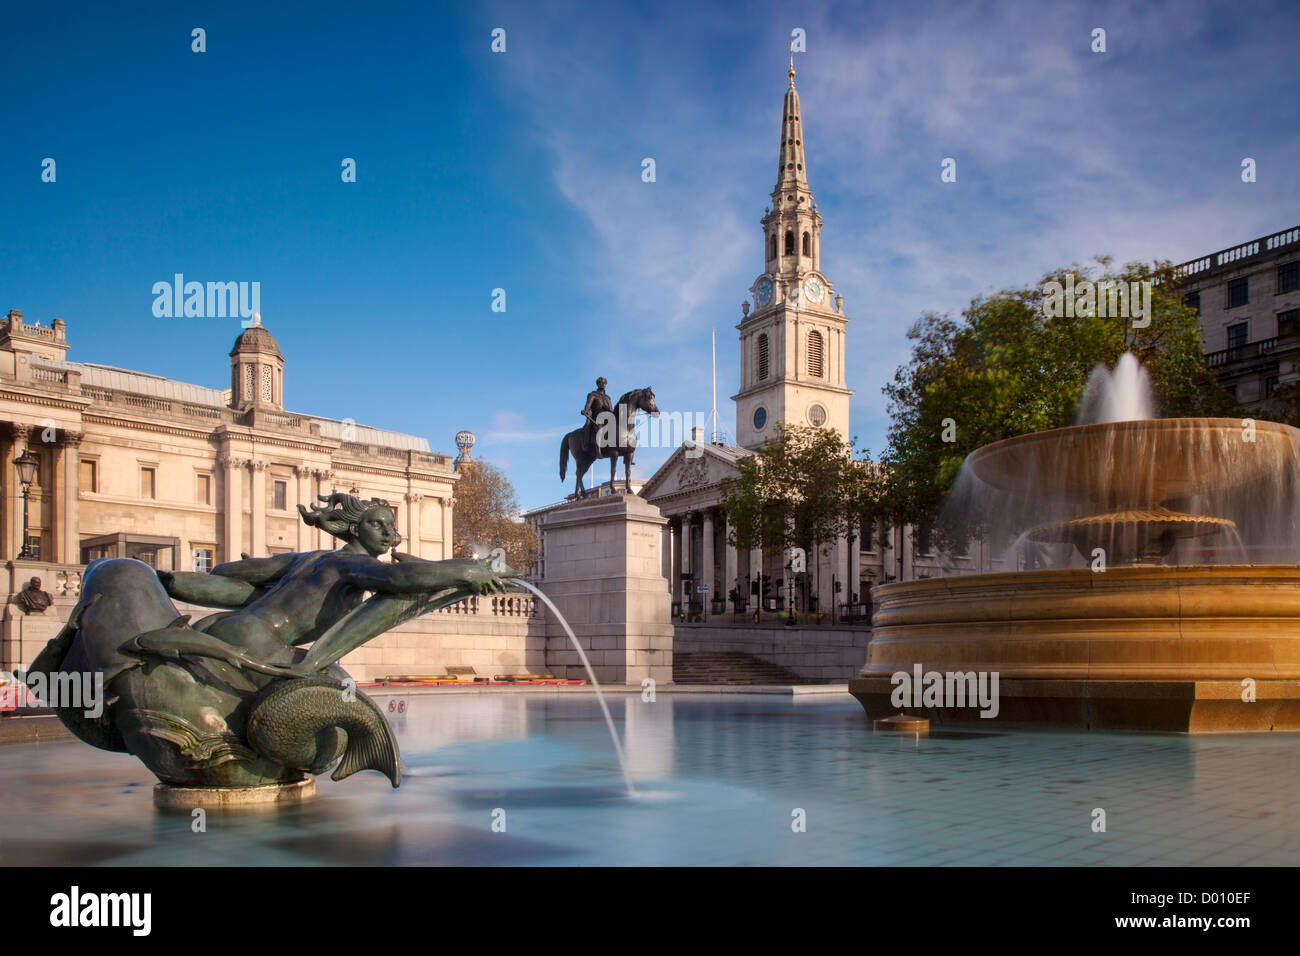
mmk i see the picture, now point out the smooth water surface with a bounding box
[2,693,1296,866]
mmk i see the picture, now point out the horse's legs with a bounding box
[609,453,617,491]
[624,453,633,494]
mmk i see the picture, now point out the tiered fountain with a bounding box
[850,355,1300,732]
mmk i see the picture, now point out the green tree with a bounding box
[451,461,539,573]
[722,424,884,602]
[881,258,1237,546]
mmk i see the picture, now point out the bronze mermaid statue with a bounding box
[24,492,513,791]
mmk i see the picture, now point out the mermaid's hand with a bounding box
[462,558,512,595]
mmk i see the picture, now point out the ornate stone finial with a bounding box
[835,292,844,313]
[251,312,262,326]
[742,301,750,318]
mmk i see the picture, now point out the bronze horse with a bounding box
[560,387,660,496]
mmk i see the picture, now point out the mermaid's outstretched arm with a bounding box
[211,552,298,585]
[340,555,509,596]
[158,571,260,609]
[295,556,514,672]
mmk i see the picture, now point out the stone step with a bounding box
[673,651,822,685]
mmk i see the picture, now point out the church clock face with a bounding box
[755,279,773,307]
[753,406,767,430]
[803,276,825,303]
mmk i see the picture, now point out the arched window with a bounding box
[757,333,770,381]
[784,230,794,256]
[768,233,777,260]
[807,330,824,377]
[802,231,811,256]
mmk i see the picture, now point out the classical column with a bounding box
[221,457,245,562]
[405,492,423,556]
[294,466,311,551]
[441,496,454,559]
[313,470,334,550]
[5,425,32,561]
[250,460,267,557]
[666,518,678,589]
[701,509,715,607]
[722,511,737,605]
[679,511,694,607]
[56,432,83,564]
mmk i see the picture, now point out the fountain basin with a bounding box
[849,565,1300,732]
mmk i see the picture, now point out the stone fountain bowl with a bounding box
[968,418,1300,502]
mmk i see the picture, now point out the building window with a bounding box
[193,547,214,572]
[1266,375,1280,398]
[245,364,255,401]
[1228,277,1249,308]
[25,535,41,560]
[1227,322,1249,349]
[784,230,794,256]
[757,333,770,381]
[261,365,273,403]
[79,459,97,493]
[1183,290,1200,314]
[768,233,777,260]
[196,473,211,505]
[1279,308,1299,338]
[802,231,811,256]
[273,479,288,511]
[807,330,824,377]
[140,467,156,499]
[1279,261,1299,295]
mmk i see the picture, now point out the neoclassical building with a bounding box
[0,310,457,574]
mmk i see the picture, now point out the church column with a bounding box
[679,512,694,607]
[722,511,737,606]
[56,432,83,564]
[665,518,678,590]
[221,457,244,562]
[701,509,715,610]
[250,459,267,557]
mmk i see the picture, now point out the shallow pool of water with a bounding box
[2,693,1296,865]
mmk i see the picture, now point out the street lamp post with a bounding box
[13,449,38,560]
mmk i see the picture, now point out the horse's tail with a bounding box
[560,434,569,480]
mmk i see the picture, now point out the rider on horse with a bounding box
[580,377,613,457]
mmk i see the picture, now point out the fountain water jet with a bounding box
[511,578,637,796]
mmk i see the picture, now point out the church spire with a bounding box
[776,47,809,193]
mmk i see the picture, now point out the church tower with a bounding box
[733,55,852,451]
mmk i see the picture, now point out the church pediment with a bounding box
[642,441,748,502]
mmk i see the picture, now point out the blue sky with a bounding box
[3,0,1298,510]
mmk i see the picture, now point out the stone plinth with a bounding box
[538,494,672,685]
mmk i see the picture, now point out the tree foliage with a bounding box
[451,461,538,573]
[721,423,886,561]
[880,258,1238,543]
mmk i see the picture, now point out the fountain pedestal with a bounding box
[851,565,1300,732]
[537,494,673,685]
